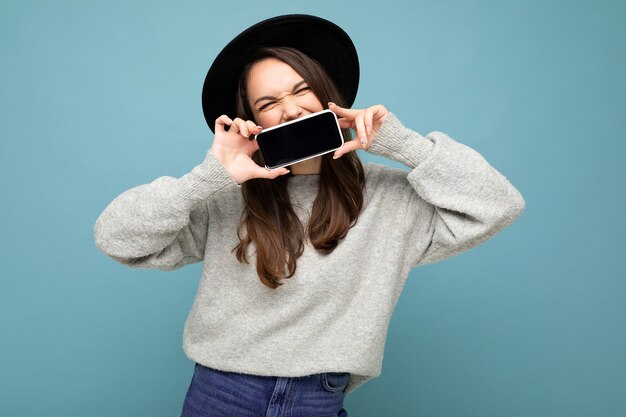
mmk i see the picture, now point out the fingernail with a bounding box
[328,102,335,106]
[333,154,339,159]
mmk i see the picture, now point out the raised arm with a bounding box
[368,112,526,267]
[94,151,238,270]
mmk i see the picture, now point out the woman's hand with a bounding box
[209,115,290,184]
[328,102,389,159]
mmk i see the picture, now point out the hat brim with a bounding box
[201,14,359,133]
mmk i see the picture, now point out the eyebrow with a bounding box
[253,80,308,106]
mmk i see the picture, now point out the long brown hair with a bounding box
[232,47,365,289]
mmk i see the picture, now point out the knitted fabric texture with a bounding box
[94,113,525,394]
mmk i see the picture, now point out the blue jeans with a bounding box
[181,363,349,417]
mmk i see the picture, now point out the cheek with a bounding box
[302,94,324,112]
[255,111,281,128]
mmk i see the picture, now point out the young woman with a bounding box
[94,14,525,417]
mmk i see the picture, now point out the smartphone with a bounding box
[253,109,344,170]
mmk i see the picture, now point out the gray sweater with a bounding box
[94,113,525,394]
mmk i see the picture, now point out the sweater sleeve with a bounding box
[367,112,526,267]
[93,150,238,271]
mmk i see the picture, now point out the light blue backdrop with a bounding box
[1,1,624,416]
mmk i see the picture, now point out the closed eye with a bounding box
[258,101,277,111]
[256,85,311,111]
[257,80,311,111]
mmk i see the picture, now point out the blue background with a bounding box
[1,1,624,416]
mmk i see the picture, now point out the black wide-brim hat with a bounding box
[202,14,359,133]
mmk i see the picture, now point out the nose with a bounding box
[281,96,303,122]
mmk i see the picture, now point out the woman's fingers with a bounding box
[255,165,290,179]
[330,102,369,145]
[333,139,363,159]
[364,107,374,136]
[337,118,353,129]
[331,103,391,161]
[247,136,260,153]
[233,117,252,136]
[245,120,262,138]
[232,118,263,138]
[216,116,262,139]
[355,112,368,146]
[215,115,233,133]
[212,115,291,183]
[331,105,370,159]
[328,102,359,119]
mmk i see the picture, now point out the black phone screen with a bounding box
[255,110,344,169]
